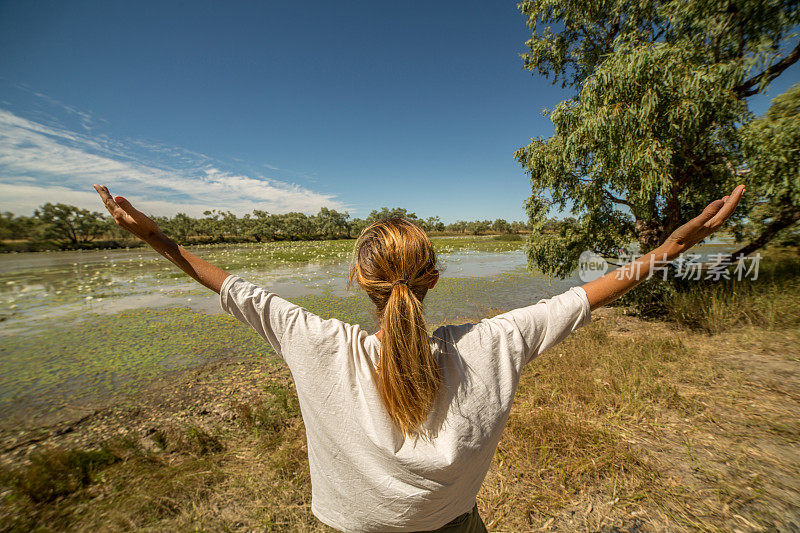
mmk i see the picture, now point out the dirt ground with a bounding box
[1,308,799,532]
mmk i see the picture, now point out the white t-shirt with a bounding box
[220,275,591,532]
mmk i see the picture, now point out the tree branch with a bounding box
[603,189,631,207]
[724,206,800,261]
[606,15,620,47]
[574,176,632,207]
[735,42,800,97]
[579,24,601,51]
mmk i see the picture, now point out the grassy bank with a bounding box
[1,252,798,531]
[0,232,528,253]
[666,250,800,334]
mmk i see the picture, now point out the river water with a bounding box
[0,239,736,426]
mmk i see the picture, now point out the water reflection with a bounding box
[0,241,737,330]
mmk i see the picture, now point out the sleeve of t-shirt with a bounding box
[479,286,591,369]
[218,274,312,362]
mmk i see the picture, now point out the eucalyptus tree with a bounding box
[315,207,350,239]
[160,213,197,243]
[280,212,314,240]
[424,216,446,233]
[245,210,277,242]
[736,82,800,253]
[366,207,420,225]
[33,203,107,245]
[0,212,38,241]
[492,218,513,233]
[515,0,800,276]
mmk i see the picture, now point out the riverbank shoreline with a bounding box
[2,305,798,531]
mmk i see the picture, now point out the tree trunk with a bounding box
[634,218,664,252]
[67,222,78,244]
[723,207,800,262]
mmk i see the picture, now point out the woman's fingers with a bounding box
[114,195,138,217]
[94,184,120,216]
[93,184,111,206]
[93,184,133,226]
[698,199,726,222]
[706,184,745,228]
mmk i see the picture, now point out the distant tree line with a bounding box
[0,203,539,251]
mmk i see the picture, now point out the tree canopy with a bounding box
[33,203,108,245]
[1,204,535,250]
[516,0,800,276]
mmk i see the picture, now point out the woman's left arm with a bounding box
[581,184,745,311]
[93,184,230,293]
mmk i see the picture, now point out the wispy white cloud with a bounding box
[28,89,104,132]
[0,107,346,216]
[0,183,218,217]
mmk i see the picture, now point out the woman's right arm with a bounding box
[581,185,745,311]
[93,184,231,293]
[484,185,745,371]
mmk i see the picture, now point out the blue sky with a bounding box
[0,2,798,222]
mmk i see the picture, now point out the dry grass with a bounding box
[666,251,800,334]
[0,380,326,532]
[479,311,800,531]
[2,288,800,531]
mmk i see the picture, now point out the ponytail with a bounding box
[378,282,441,437]
[348,217,441,437]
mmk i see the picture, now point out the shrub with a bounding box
[492,233,523,241]
[665,250,800,333]
[14,446,119,503]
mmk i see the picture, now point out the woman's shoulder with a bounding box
[430,321,484,350]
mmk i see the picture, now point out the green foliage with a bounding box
[2,202,531,251]
[735,82,800,249]
[365,207,419,225]
[314,206,351,239]
[158,212,196,242]
[664,250,800,333]
[14,445,119,503]
[745,82,800,203]
[516,0,800,276]
[0,212,39,240]
[423,216,446,233]
[33,203,109,245]
[491,218,512,233]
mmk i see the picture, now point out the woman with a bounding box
[93,184,744,532]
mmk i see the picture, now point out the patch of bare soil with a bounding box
[2,311,799,532]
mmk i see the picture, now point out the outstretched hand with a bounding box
[661,184,746,259]
[582,184,746,311]
[93,184,165,243]
[93,184,230,293]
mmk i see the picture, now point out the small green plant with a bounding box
[237,383,301,434]
[14,446,119,503]
[184,425,224,455]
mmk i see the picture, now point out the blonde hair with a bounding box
[348,217,441,437]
